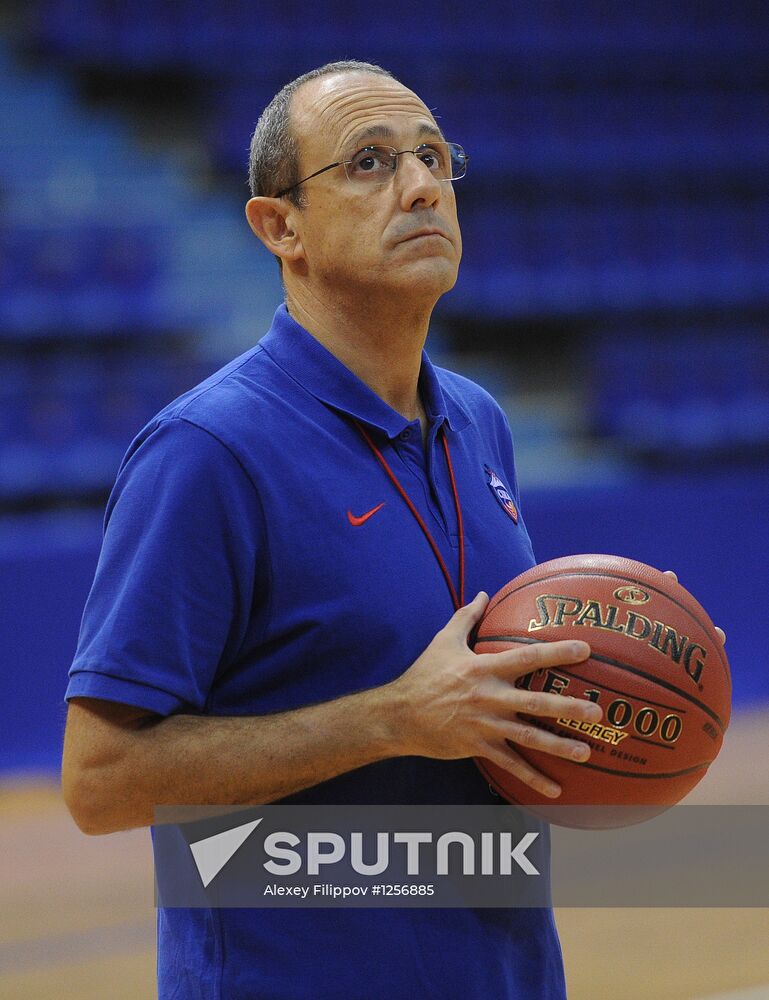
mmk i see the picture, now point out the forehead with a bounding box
[292,72,440,156]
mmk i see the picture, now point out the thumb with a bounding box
[447,591,489,641]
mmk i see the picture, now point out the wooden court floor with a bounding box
[2,705,768,1000]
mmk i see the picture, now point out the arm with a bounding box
[63,685,400,834]
[63,592,601,834]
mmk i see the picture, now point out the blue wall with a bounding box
[2,516,99,772]
[524,472,765,708]
[2,470,765,774]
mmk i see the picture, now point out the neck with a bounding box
[285,283,432,421]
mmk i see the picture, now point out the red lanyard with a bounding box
[354,420,465,612]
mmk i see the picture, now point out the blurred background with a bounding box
[1,1,767,998]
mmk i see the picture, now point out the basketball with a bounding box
[473,554,731,828]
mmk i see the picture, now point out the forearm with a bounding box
[64,596,606,836]
[64,683,407,834]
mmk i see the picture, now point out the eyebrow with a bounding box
[342,121,446,156]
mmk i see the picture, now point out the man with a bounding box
[62,61,605,998]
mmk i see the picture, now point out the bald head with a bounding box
[248,60,396,205]
[289,71,440,177]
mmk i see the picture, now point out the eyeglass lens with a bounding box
[345,142,467,183]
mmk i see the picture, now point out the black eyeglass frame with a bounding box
[271,142,469,199]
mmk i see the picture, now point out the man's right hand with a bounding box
[390,591,603,799]
[63,591,602,834]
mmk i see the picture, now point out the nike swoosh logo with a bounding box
[348,503,386,527]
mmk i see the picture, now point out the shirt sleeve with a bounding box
[66,417,267,715]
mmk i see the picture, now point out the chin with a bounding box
[406,261,458,298]
[400,257,459,296]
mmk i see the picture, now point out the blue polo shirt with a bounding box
[66,304,565,999]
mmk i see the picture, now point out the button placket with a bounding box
[355,420,465,611]
[394,422,457,544]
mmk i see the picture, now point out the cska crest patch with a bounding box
[484,465,519,523]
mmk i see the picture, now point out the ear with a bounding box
[245,197,304,264]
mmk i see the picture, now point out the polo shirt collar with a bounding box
[259,304,470,439]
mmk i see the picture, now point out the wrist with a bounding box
[355,678,413,761]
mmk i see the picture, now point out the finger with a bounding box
[478,744,561,799]
[506,689,603,723]
[482,639,590,679]
[446,591,489,644]
[498,720,592,763]
[663,569,678,582]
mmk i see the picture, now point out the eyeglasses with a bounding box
[272,141,468,199]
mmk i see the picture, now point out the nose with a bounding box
[396,151,443,211]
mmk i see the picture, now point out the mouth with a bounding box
[398,228,451,244]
